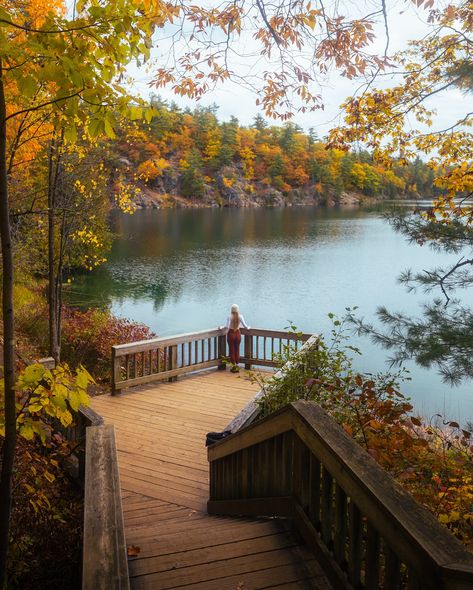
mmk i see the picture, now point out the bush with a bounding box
[255,315,473,549]
[61,308,155,381]
[7,437,83,590]
[13,282,49,354]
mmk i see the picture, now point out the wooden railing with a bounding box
[207,401,473,590]
[111,327,312,394]
[82,424,129,590]
[67,406,104,482]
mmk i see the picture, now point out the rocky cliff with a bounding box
[128,163,368,210]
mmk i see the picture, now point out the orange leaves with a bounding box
[147,1,398,120]
[137,157,169,183]
[330,2,473,224]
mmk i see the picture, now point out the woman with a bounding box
[225,304,249,372]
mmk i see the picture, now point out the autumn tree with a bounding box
[0,0,176,583]
[328,1,473,383]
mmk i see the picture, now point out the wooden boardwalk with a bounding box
[91,368,332,590]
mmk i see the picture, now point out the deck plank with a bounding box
[91,368,332,590]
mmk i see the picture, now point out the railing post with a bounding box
[244,333,253,370]
[168,344,178,382]
[111,347,121,396]
[76,411,86,483]
[38,356,56,369]
[218,334,226,370]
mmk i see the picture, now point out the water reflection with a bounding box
[68,206,473,423]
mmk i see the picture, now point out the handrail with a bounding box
[207,401,473,590]
[82,424,129,590]
[111,326,312,394]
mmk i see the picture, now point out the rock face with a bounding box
[126,163,365,210]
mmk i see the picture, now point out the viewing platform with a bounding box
[81,327,473,590]
[91,368,331,589]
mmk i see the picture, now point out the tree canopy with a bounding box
[328,1,473,384]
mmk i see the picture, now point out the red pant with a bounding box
[227,329,241,364]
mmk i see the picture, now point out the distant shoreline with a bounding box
[128,187,398,211]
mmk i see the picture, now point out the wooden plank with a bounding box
[129,531,296,577]
[113,328,224,357]
[113,359,220,390]
[348,501,363,588]
[124,519,284,557]
[384,544,402,590]
[365,523,380,590]
[208,411,293,461]
[239,356,280,368]
[334,484,347,568]
[132,561,322,590]
[207,496,293,518]
[82,425,129,590]
[240,327,313,341]
[291,502,353,590]
[131,547,317,590]
[321,466,333,547]
[308,454,321,530]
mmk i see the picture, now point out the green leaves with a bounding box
[18,75,37,99]
[4,0,162,150]
[88,117,104,138]
[20,364,47,386]
[3,363,94,445]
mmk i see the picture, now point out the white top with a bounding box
[225,314,249,332]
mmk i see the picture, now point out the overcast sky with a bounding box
[123,0,466,136]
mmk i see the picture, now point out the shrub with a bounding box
[13,281,49,354]
[7,437,83,590]
[61,308,155,381]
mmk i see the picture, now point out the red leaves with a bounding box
[61,308,155,381]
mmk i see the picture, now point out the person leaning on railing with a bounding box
[221,304,250,373]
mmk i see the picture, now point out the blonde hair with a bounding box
[230,310,240,330]
[229,304,240,330]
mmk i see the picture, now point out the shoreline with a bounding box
[130,187,389,210]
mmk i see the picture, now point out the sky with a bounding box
[123,0,467,136]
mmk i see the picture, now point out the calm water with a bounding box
[68,206,473,424]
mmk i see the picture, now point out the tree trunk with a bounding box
[47,138,59,365]
[0,61,17,590]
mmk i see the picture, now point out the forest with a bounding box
[98,99,437,209]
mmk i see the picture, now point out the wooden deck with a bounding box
[91,368,332,590]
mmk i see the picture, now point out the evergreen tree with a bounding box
[352,211,473,384]
[219,118,239,166]
[268,153,285,180]
[252,114,267,131]
[308,127,318,146]
[181,149,205,198]
[279,123,297,155]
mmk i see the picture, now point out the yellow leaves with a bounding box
[7,363,94,444]
[222,176,234,188]
[19,364,47,387]
[137,157,170,182]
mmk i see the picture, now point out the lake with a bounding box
[67,205,473,424]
